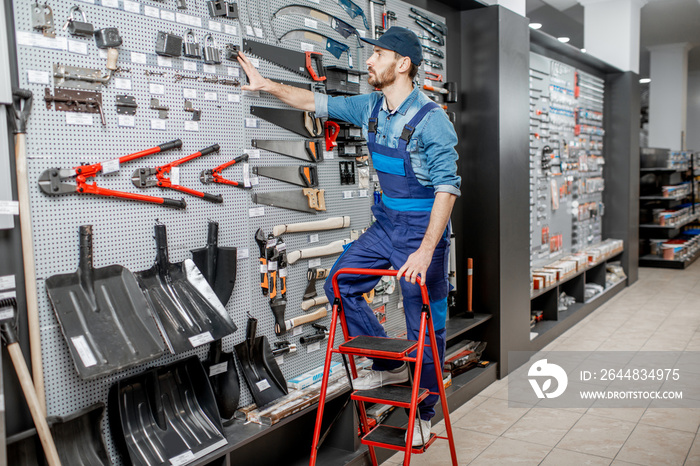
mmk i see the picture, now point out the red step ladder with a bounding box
[309,268,458,466]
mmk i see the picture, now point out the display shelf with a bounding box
[445,313,492,342]
[639,194,690,201]
[639,250,700,269]
[640,167,688,173]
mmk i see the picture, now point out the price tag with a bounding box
[304,18,318,29]
[34,35,67,50]
[348,74,360,84]
[300,42,314,52]
[275,356,284,365]
[124,0,139,12]
[67,39,88,55]
[151,119,166,130]
[0,202,19,216]
[98,48,108,58]
[424,65,432,72]
[203,64,216,74]
[209,21,222,32]
[371,174,379,182]
[228,67,240,77]
[176,12,201,27]
[188,330,214,347]
[184,121,199,131]
[227,94,241,103]
[144,5,159,17]
[245,118,259,128]
[225,24,237,35]
[0,275,16,291]
[15,31,34,46]
[183,61,197,71]
[71,336,97,367]
[309,0,319,4]
[114,78,131,90]
[308,258,321,267]
[102,0,118,8]
[149,83,165,94]
[209,361,228,377]
[249,207,265,217]
[343,190,354,199]
[205,91,217,101]
[308,234,319,243]
[242,163,251,187]
[242,90,260,98]
[77,0,95,3]
[157,56,172,67]
[307,342,321,353]
[131,51,147,64]
[397,301,403,309]
[293,326,303,336]
[323,150,334,159]
[250,58,260,68]
[183,88,197,99]
[247,149,260,158]
[359,190,368,198]
[169,451,195,466]
[102,158,120,174]
[26,70,49,84]
[170,166,180,184]
[118,115,135,127]
[160,10,175,21]
[254,27,264,38]
[256,379,271,391]
[66,113,93,125]
[237,248,249,259]
[246,25,254,36]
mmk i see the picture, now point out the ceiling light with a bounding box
[557,37,570,43]
[529,23,542,29]
[639,78,651,84]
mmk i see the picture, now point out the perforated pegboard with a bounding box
[11,0,447,462]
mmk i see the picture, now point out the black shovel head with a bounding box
[46,225,165,379]
[203,339,240,424]
[48,403,111,466]
[234,318,288,408]
[136,224,237,354]
[191,222,237,306]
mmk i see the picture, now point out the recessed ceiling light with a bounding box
[558,37,570,43]
[639,78,651,84]
[529,23,542,29]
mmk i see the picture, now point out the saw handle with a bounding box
[324,121,339,151]
[305,51,327,81]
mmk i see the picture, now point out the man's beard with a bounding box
[368,65,397,89]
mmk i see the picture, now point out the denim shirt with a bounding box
[314,87,461,197]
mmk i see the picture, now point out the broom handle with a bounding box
[7,343,61,466]
[15,132,46,415]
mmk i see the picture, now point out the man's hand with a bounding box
[237,51,268,92]
[397,246,434,285]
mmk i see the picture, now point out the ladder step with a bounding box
[351,385,429,408]
[361,424,437,453]
[338,335,417,359]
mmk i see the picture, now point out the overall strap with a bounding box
[398,101,440,150]
[367,98,383,144]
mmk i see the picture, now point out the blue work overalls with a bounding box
[324,99,450,421]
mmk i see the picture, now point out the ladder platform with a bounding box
[351,385,429,408]
[361,424,437,453]
[338,335,417,359]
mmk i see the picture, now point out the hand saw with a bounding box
[242,39,326,81]
[251,139,323,163]
[252,165,318,187]
[279,30,350,63]
[251,188,325,213]
[273,5,363,47]
[251,106,323,138]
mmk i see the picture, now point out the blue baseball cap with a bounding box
[361,27,423,66]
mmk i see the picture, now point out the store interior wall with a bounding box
[687,70,700,151]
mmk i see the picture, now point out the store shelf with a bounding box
[639,250,700,269]
[445,313,492,341]
[639,194,690,201]
[640,167,688,173]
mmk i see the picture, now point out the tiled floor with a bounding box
[383,260,700,465]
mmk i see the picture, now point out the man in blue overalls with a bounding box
[238,27,460,445]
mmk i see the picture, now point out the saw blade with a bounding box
[243,39,323,81]
[251,139,323,163]
[251,190,317,213]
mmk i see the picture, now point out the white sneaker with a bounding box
[353,364,409,390]
[405,418,432,447]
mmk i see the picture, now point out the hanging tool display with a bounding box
[368,0,385,39]
[425,71,443,82]
[304,267,330,300]
[280,307,327,335]
[252,165,318,187]
[44,87,106,125]
[410,7,447,36]
[414,22,444,46]
[424,59,443,69]
[251,106,323,138]
[269,242,289,336]
[251,188,326,213]
[325,121,340,151]
[301,295,328,311]
[203,339,240,425]
[339,161,355,184]
[423,82,457,103]
[272,5,363,46]
[242,39,326,81]
[287,238,351,265]
[38,140,187,208]
[255,228,269,296]
[63,5,93,37]
[336,0,368,29]
[272,216,351,236]
[299,323,328,344]
[32,1,56,37]
[200,153,251,189]
[251,139,323,163]
[279,30,351,66]
[190,221,238,306]
[422,44,443,58]
[132,144,224,203]
[94,26,122,71]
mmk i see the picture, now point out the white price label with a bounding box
[304,18,318,29]
[256,379,271,391]
[308,258,321,267]
[397,301,403,309]
[279,267,286,278]
[307,342,321,353]
[15,31,34,46]
[0,202,19,216]
[149,83,165,94]
[67,40,88,55]
[131,52,147,64]
[66,113,93,125]
[209,361,228,377]
[183,88,197,99]
[242,90,260,98]
[227,94,241,102]
[114,78,131,90]
[237,248,249,259]
[245,118,259,128]
[118,115,135,127]
[254,27,264,38]
[170,166,180,184]
[184,120,199,131]
[348,74,360,84]
[124,0,139,12]
[359,190,368,198]
[309,234,319,243]
[78,0,95,3]
[157,56,172,67]
[144,5,159,17]
[102,158,120,174]
[227,67,240,77]
[300,42,314,52]
[225,24,237,36]
[71,336,97,367]
[343,190,354,199]
[26,70,49,84]
[260,263,268,273]
[0,275,16,291]
[188,331,214,347]
[323,150,334,159]
[151,119,166,130]
[176,12,201,27]
[246,25,254,36]
[309,0,320,4]
[169,450,195,466]
[267,261,277,272]
[35,35,67,50]
[0,309,12,320]
[250,58,260,68]
[349,128,361,137]
[382,295,389,303]
[249,207,265,217]
[98,48,108,58]
[209,21,222,32]
[205,91,217,101]
[293,326,303,336]
[203,64,216,74]
[243,163,251,187]
[371,174,379,182]
[0,291,16,301]
[102,0,118,8]
[424,65,432,72]
[275,356,284,365]
[183,61,197,71]
[160,10,175,21]
[247,149,260,158]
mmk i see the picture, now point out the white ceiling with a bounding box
[526,0,700,75]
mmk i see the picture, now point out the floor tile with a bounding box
[501,407,582,447]
[585,407,647,423]
[685,434,700,465]
[454,397,530,437]
[615,424,694,466]
[639,408,700,433]
[540,448,612,465]
[556,414,636,458]
[388,426,497,466]
[468,437,550,465]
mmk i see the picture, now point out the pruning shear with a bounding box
[200,153,251,189]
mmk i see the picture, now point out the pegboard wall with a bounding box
[9,0,448,461]
[529,52,606,270]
